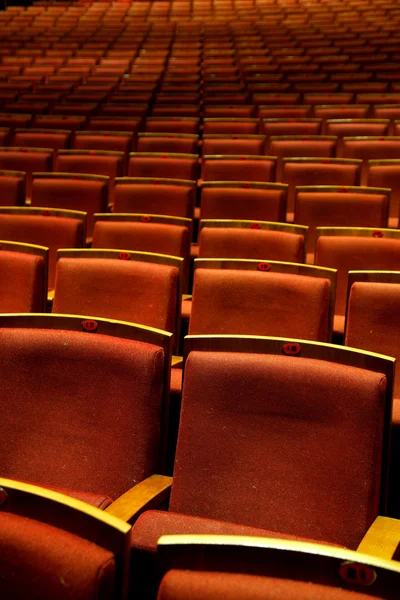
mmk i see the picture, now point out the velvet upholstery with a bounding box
[367,163,400,222]
[56,151,124,180]
[203,120,259,135]
[53,257,179,335]
[128,155,198,181]
[199,228,304,263]
[200,185,286,222]
[263,119,322,138]
[0,512,116,600]
[283,160,361,216]
[114,181,195,218]
[270,138,336,166]
[315,236,400,322]
[314,106,370,120]
[0,214,84,290]
[34,115,87,131]
[296,191,388,253]
[73,132,133,155]
[202,156,276,182]
[342,139,400,184]
[325,121,389,140]
[202,136,265,155]
[137,135,198,154]
[145,119,199,135]
[31,177,108,237]
[157,570,380,600]
[13,130,70,151]
[0,327,165,500]
[0,250,44,312]
[0,171,25,206]
[0,148,53,198]
[189,269,331,341]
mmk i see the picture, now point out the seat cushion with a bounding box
[131,510,334,554]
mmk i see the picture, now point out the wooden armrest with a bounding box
[105,474,172,523]
[182,294,192,301]
[357,516,400,560]
[85,237,93,248]
[47,290,55,302]
[172,355,183,367]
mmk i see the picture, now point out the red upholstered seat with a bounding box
[202,134,265,155]
[131,338,391,594]
[0,241,47,312]
[0,315,170,503]
[203,119,259,135]
[137,134,198,154]
[295,187,389,258]
[315,228,400,335]
[144,118,200,135]
[33,114,87,131]
[73,131,133,156]
[157,570,387,600]
[12,129,71,151]
[342,137,400,184]
[200,183,287,222]
[262,118,322,138]
[269,136,337,180]
[128,154,198,182]
[0,170,25,206]
[314,105,370,122]
[202,156,276,182]
[0,147,53,199]
[0,208,85,290]
[52,251,180,337]
[367,160,400,226]
[282,158,361,219]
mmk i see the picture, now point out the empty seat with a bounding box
[200,182,287,223]
[295,186,390,259]
[0,170,25,206]
[262,118,322,138]
[0,240,47,312]
[367,160,400,226]
[202,134,265,156]
[342,137,400,184]
[282,158,362,220]
[128,154,198,181]
[144,117,199,135]
[202,155,276,183]
[315,227,400,335]
[0,147,53,199]
[258,105,311,119]
[0,207,86,290]
[314,105,370,122]
[34,115,87,131]
[268,136,338,180]
[12,129,71,151]
[31,173,108,238]
[136,133,198,154]
[73,131,133,158]
[52,250,182,343]
[202,118,259,135]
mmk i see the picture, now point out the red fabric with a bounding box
[202,136,265,156]
[263,120,322,138]
[0,328,165,500]
[31,177,108,237]
[34,115,87,130]
[345,282,400,398]
[128,155,198,181]
[0,214,84,290]
[202,157,275,182]
[315,107,371,121]
[296,191,388,253]
[189,269,331,342]
[53,257,179,335]
[145,119,199,135]
[87,118,141,134]
[283,161,361,216]
[0,512,115,600]
[201,186,286,222]
[199,228,304,263]
[0,250,44,312]
[342,139,400,162]
[158,571,380,600]
[326,122,389,139]
[0,148,53,198]
[316,236,400,316]
[168,351,386,549]
[137,135,198,154]
[73,133,132,155]
[114,181,195,218]
[368,164,400,220]
[203,121,259,135]
[270,138,336,160]
[42,484,113,510]
[0,173,25,206]
[56,152,123,179]
[13,130,70,151]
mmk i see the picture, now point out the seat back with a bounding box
[12,129,71,151]
[113,178,196,219]
[0,478,131,600]
[200,182,287,223]
[169,335,393,549]
[282,158,362,217]
[0,207,86,290]
[137,133,198,155]
[262,118,322,138]
[202,155,276,182]
[0,240,48,312]
[128,153,198,181]
[157,536,400,600]
[367,160,400,222]
[0,147,54,199]
[345,271,400,399]
[190,260,335,342]
[295,186,390,256]
[315,227,400,321]
[31,173,108,237]
[202,134,265,156]
[198,220,307,263]
[144,117,200,135]
[52,250,182,343]
[0,170,26,206]
[269,136,338,179]
[342,137,400,184]
[0,314,171,500]
[202,118,259,135]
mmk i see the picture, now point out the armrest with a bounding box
[172,355,183,368]
[105,474,172,523]
[182,294,192,301]
[85,237,92,248]
[357,516,400,560]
